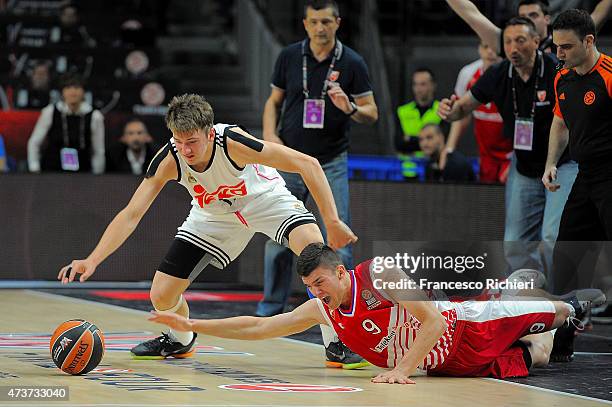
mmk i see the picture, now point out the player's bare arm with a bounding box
[149,298,325,340]
[58,150,177,284]
[591,0,612,31]
[440,115,471,169]
[446,0,502,53]
[542,115,570,192]
[225,126,358,249]
[262,87,286,145]
[372,266,447,384]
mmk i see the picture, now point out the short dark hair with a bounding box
[420,123,443,136]
[296,243,342,277]
[504,16,538,38]
[59,73,85,89]
[303,0,339,18]
[517,0,550,16]
[552,9,596,40]
[412,67,436,82]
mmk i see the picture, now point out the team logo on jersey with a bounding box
[361,289,381,310]
[559,93,566,100]
[187,173,197,184]
[329,70,340,82]
[584,91,596,105]
[193,181,247,207]
[537,90,547,102]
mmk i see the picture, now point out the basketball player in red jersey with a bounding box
[149,243,603,384]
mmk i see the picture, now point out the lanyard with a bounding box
[511,51,543,120]
[302,39,340,99]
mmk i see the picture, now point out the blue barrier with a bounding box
[347,154,480,182]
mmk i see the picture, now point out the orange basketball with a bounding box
[49,319,105,375]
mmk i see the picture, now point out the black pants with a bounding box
[552,172,612,294]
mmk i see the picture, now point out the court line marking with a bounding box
[25,290,612,403]
[574,352,612,356]
[484,378,612,404]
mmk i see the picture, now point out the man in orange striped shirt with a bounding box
[542,9,612,361]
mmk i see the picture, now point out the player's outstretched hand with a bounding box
[542,165,560,192]
[148,311,194,332]
[57,259,97,284]
[371,369,416,385]
[326,221,358,250]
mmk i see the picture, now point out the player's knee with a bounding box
[149,286,180,310]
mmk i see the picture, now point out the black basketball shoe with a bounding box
[130,332,197,360]
[325,340,370,369]
[551,289,606,362]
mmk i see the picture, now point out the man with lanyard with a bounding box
[542,10,612,360]
[445,0,612,59]
[438,18,578,288]
[259,0,378,368]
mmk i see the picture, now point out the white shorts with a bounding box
[174,186,317,271]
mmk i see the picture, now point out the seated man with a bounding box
[149,242,604,384]
[419,124,475,183]
[106,118,157,175]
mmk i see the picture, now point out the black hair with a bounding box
[412,67,436,82]
[59,73,85,89]
[504,16,538,38]
[296,242,342,277]
[303,0,339,18]
[552,9,596,40]
[517,0,550,16]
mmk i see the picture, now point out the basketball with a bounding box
[49,319,105,375]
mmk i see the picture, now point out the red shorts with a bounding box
[429,300,556,378]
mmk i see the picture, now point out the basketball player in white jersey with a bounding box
[149,242,605,383]
[57,94,357,359]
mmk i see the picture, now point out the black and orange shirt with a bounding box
[554,53,612,166]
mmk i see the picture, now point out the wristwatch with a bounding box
[347,102,358,116]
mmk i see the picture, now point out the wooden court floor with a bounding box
[0,290,609,407]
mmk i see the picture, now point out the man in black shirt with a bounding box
[445,0,611,59]
[543,8,612,299]
[438,17,578,277]
[542,10,612,361]
[259,0,378,368]
[419,124,475,183]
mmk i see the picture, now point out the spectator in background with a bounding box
[13,61,56,110]
[57,3,96,47]
[106,118,157,175]
[441,43,511,184]
[420,123,475,183]
[396,68,448,179]
[27,73,105,174]
[259,0,378,369]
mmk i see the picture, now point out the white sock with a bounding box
[320,324,338,347]
[155,295,193,346]
[169,329,194,346]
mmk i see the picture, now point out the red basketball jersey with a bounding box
[317,260,459,370]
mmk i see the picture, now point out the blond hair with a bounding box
[165,94,214,133]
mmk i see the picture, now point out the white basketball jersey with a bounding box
[170,123,285,214]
